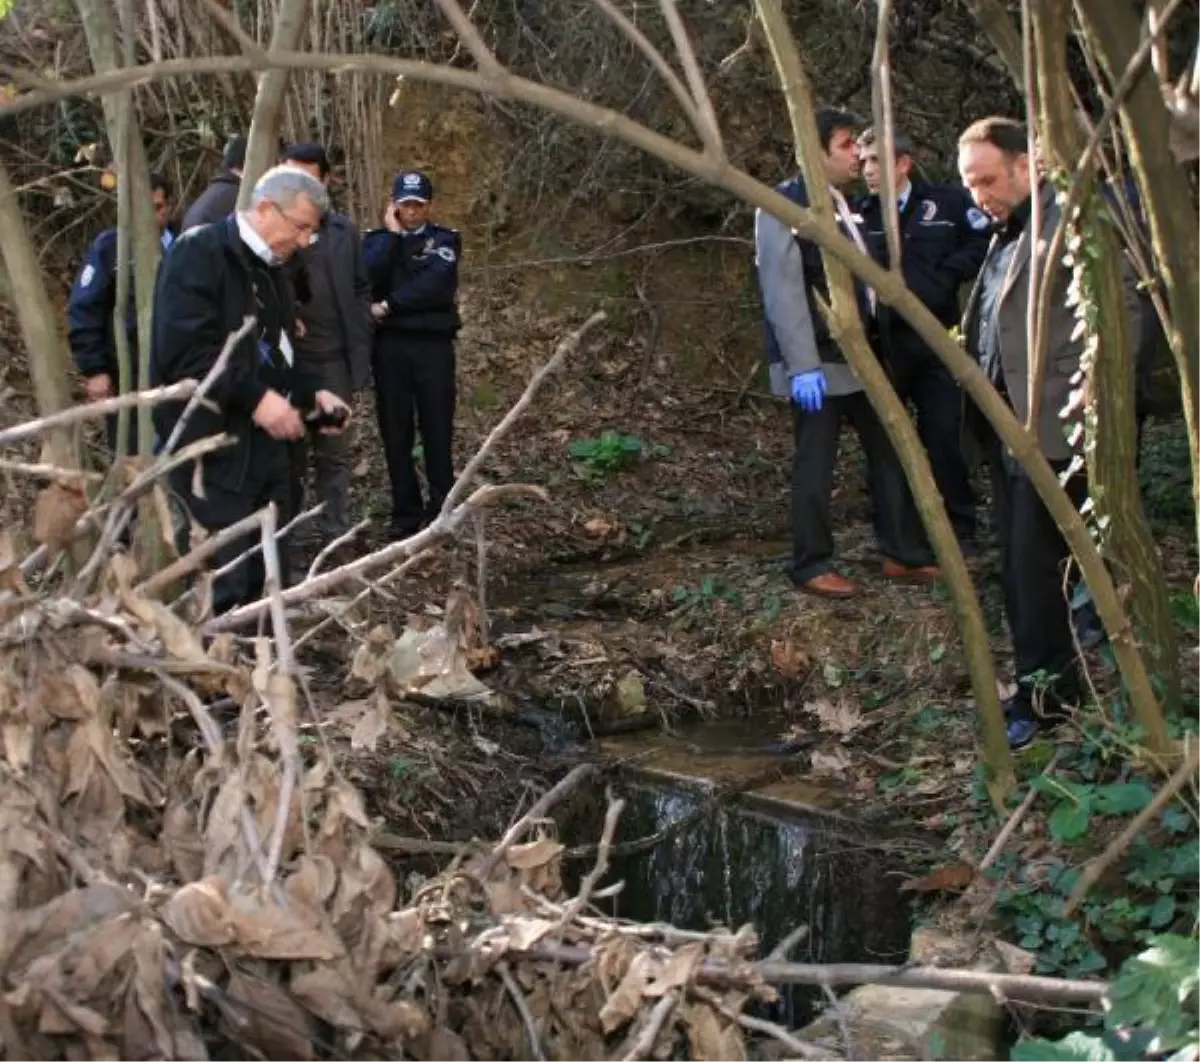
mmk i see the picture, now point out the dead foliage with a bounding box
[0,547,787,1061]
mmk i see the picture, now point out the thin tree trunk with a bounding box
[754,0,1017,803]
[0,163,79,472]
[1035,0,1180,714]
[76,0,169,568]
[1075,0,1200,554]
[237,0,311,203]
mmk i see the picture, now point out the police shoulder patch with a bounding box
[434,245,457,263]
[966,206,990,231]
[79,264,96,288]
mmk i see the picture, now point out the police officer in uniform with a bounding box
[756,108,939,599]
[856,127,991,550]
[364,170,462,539]
[68,170,175,456]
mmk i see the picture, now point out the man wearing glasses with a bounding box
[151,165,352,614]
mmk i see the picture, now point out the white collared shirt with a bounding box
[236,212,275,266]
[234,213,294,365]
[897,179,913,214]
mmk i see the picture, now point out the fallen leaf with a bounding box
[505,838,564,870]
[33,483,87,554]
[810,746,852,778]
[994,939,1037,974]
[225,969,315,1060]
[805,697,864,736]
[228,887,345,960]
[505,916,557,951]
[770,640,810,678]
[899,862,976,893]
[599,952,653,1033]
[160,878,235,947]
[425,1026,471,1061]
[610,669,646,717]
[290,967,364,1029]
[584,516,614,537]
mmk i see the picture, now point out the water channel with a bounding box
[563,720,919,1026]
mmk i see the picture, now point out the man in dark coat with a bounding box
[279,142,373,540]
[181,135,245,233]
[856,127,991,550]
[363,170,462,539]
[67,170,175,456]
[958,116,1142,747]
[152,165,352,614]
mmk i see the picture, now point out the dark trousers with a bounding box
[289,358,355,538]
[372,330,456,531]
[790,392,934,582]
[987,435,1087,719]
[886,330,977,543]
[104,412,141,460]
[169,438,291,616]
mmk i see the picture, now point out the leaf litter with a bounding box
[0,556,787,1061]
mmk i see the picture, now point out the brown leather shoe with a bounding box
[881,558,942,584]
[797,571,858,598]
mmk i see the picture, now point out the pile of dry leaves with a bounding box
[0,517,787,1062]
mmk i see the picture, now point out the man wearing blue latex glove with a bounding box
[756,108,939,599]
[790,369,826,413]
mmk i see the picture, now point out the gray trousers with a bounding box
[289,358,355,538]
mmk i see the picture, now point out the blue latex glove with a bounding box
[790,369,827,413]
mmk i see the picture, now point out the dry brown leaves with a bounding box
[0,569,777,1061]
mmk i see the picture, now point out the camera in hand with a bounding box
[307,404,349,430]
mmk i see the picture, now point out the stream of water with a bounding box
[566,766,915,1026]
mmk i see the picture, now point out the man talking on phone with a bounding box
[363,170,462,540]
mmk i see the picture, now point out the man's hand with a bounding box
[312,389,352,435]
[294,318,307,340]
[371,301,390,321]
[384,203,402,234]
[252,390,305,440]
[790,369,827,413]
[85,373,113,402]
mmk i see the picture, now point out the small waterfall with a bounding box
[588,782,914,1025]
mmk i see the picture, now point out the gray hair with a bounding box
[249,164,330,214]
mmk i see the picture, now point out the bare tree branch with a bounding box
[590,0,705,139]
[658,0,726,157]
[870,0,902,278]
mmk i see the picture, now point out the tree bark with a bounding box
[0,163,79,472]
[76,0,169,568]
[236,0,311,203]
[958,0,1025,89]
[755,0,1016,802]
[1034,0,1180,717]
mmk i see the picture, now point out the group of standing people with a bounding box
[65,116,1151,750]
[66,135,463,615]
[756,109,1149,749]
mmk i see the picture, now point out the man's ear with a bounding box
[897,154,913,179]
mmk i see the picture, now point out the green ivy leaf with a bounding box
[1149,896,1178,929]
[1093,781,1155,815]
[1049,801,1091,843]
[1106,934,1200,1048]
[1170,841,1199,877]
[1011,1032,1115,1061]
